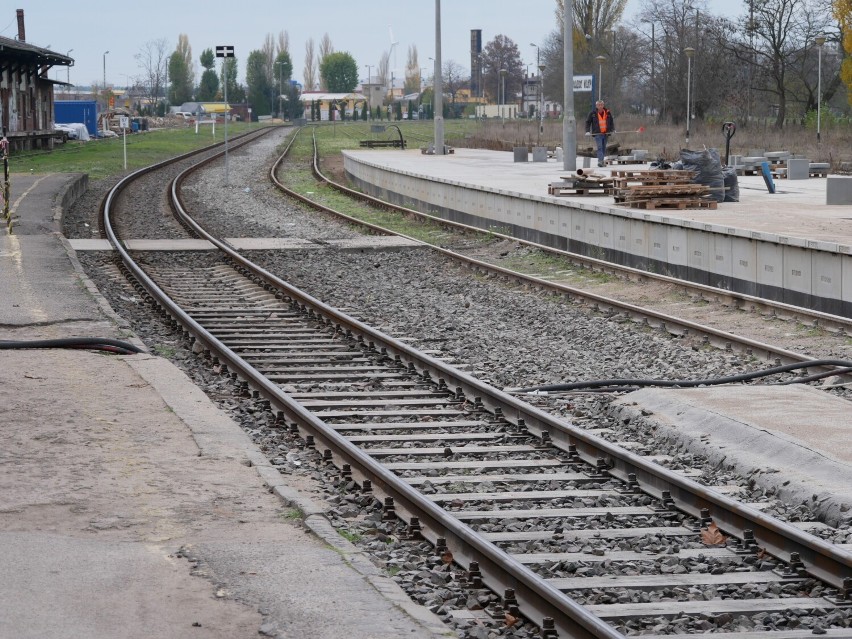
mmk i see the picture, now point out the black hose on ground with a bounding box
[508,359,852,394]
[0,337,144,355]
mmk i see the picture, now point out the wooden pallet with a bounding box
[609,169,696,180]
[615,184,710,203]
[550,186,614,197]
[621,198,718,210]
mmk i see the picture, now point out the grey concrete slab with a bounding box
[611,385,852,526]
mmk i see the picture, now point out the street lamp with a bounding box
[364,65,372,118]
[538,64,546,140]
[685,47,695,146]
[816,35,826,146]
[275,61,285,118]
[499,68,507,123]
[595,55,606,101]
[66,49,73,86]
[103,50,109,91]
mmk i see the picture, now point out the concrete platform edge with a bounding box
[608,392,852,527]
[125,354,451,638]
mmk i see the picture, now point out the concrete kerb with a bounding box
[128,355,450,638]
[608,393,852,527]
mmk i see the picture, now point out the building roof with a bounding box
[300,92,366,103]
[0,35,73,68]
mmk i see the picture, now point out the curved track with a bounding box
[100,127,852,639]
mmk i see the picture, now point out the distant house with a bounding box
[0,9,73,151]
[300,92,367,121]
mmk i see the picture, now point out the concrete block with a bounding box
[827,176,852,204]
[782,246,811,297]
[513,147,528,162]
[812,251,842,305]
[582,156,591,168]
[748,149,765,157]
[786,158,809,180]
[756,242,784,290]
[532,146,548,162]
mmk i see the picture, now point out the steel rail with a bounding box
[103,129,851,636]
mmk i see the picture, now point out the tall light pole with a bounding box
[685,47,695,146]
[530,42,539,118]
[499,68,507,123]
[66,49,73,87]
[275,61,284,118]
[816,35,826,146]
[563,0,577,171]
[538,64,546,141]
[103,50,109,91]
[103,50,110,133]
[433,0,444,154]
[595,55,606,101]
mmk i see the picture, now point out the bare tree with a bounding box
[404,44,421,94]
[135,37,170,111]
[376,51,390,96]
[480,35,524,103]
[303,38,317,91]
[442,59,468,105]
[319,33,334,90]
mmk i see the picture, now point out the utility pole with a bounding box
[563,0,576,170]
[434,0,444,154]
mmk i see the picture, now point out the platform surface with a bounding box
[344,148,852,247]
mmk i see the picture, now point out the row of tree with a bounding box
[131,0,852,127]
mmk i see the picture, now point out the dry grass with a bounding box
[451,116,852,170]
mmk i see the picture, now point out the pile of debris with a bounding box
[611,169,717,210]
[548,169,615,196]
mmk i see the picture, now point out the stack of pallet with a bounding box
[611,169,717,210]
[548,170,616,196]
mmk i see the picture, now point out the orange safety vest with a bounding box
[596,110,609,134]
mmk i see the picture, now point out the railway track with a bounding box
[270,127,852,380]
[99,127,852,638]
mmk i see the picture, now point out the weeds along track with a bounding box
[98,125,852,639]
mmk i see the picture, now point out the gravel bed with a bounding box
[67,130,852,638]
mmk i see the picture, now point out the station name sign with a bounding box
[573,75,593,92]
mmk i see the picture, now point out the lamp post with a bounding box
[102,50,110,133]
[364,65,372,118]
[275,61,285,119]
[433,0,444,154]
[538,64,546,140]
[816,35,826,146]
[66,49,73,87]
[499,68,507,123]
[595,55,606,101]
[685,47,695,146]
[530,42,539,118]
[103,50,109,91]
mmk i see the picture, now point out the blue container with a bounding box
[54,100,98,136]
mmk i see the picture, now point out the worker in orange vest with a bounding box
[584,100,614,168]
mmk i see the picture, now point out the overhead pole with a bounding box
[216,45,235,185]
[434,0,444,154]
[563,0,576,170]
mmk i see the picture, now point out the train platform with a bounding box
[343,148,852,246]
[0,173,447,639]
[1,170,850,638]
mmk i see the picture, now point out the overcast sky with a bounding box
[6,0,745,89]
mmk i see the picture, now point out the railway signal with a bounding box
[216,45,235,185]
